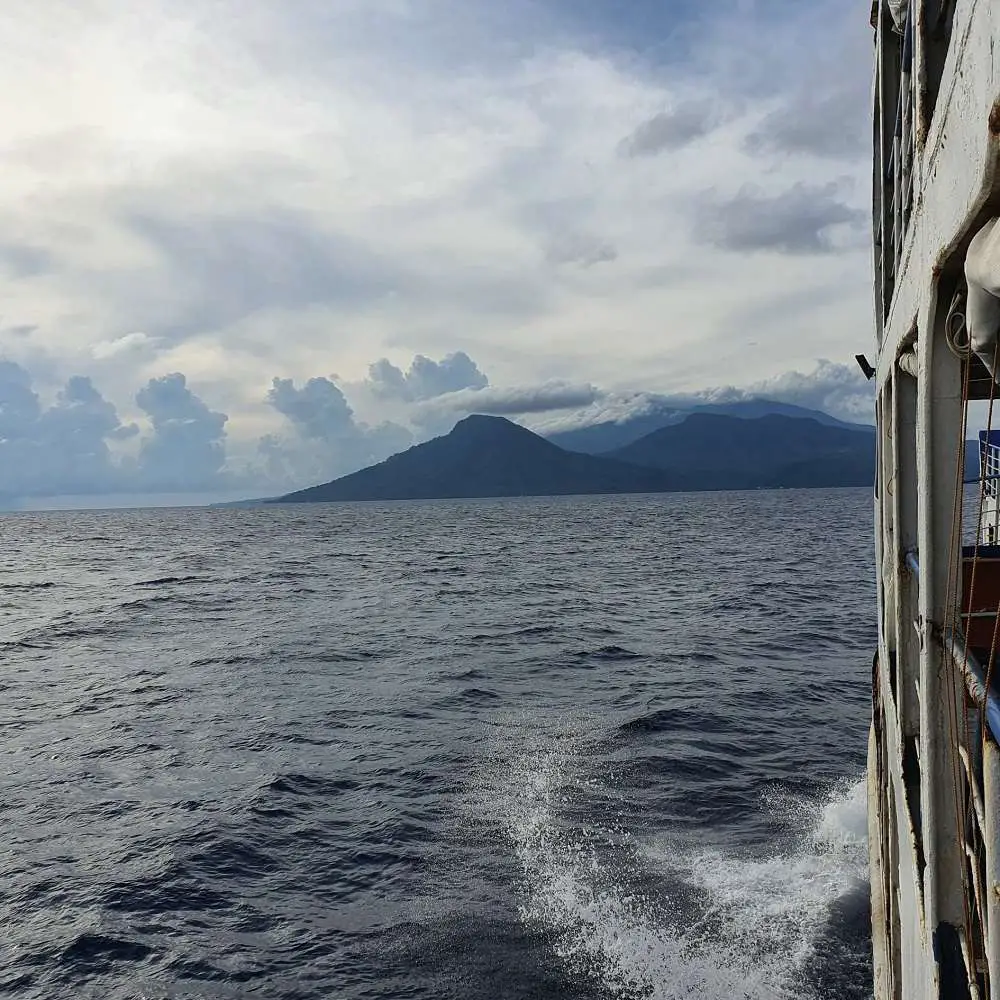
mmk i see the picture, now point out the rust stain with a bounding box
[990,98,1000,136]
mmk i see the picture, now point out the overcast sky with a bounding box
[0,0,875,501]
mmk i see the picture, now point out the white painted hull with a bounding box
[871,1,1000,998]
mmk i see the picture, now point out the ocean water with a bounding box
[0,489,875,1000]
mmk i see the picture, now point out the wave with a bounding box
[485,730,868,1000]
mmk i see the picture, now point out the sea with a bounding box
[0,488,875,1000]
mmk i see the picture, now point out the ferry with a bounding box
[869,0,1000,996]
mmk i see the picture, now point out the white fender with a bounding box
[965,217,1000,380]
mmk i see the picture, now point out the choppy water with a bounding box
[0,489,874,999]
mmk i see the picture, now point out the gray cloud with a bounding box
[0,363,137,496]
[545,234,618,267]
[620,102,720,157]
[123,207,403,341]
[531,361,874,436]
[367,352,489,402]
[694,182,864,254]
[418,380,603,426]
[261,374,413,489]
[268,376,356,442]
[744,89,868,160]
[0,242,55,278]
[438,380,602,416]
[729,359,875,424]
[135,373,229,490]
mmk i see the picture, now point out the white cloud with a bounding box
[90,331,158,359]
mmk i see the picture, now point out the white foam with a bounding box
[484,731,868,1000]
[667,779,869,982]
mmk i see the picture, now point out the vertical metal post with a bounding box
[916,285,967,974]
[896,358,922,735]
[985,736,1000,1000]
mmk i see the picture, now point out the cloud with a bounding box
[91,331,158,360]
[744,90,868,160]
[730,359,875,423]
[0,346,876,501]
[367,352,489,402]
[742,10,870,162]
[0,243,55,278]
[123,209,404,343]
[620,101,721,157]
[0,0,874,491]
[422,380,603,417]
[528,360,874,436]
[260,374,412,489]
[545,234,618,267]
[0,363,136,496]
[267,376,356,442]
[694,182,865,255]
[134,373,229,490]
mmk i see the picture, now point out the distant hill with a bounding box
[546,398,872,455]
[272,414,683,503]
[605,413,876,489]
[241,408,999,505]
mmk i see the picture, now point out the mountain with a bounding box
[605,413,876,489]
[692,400,873,431]
[273,414,683,503]
[546,398,872,455]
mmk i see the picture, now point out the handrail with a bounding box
[901,552,1000,738]
[943,628,1000,744]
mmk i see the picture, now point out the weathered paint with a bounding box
[872,1,1000,998]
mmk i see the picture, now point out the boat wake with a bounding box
[485,732,869,999]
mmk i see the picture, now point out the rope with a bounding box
[943,348,976,970]
[980,340,1000,734]
[947,339,1000,990]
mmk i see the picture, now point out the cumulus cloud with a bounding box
[727,359,875,424]
[0,363,136,496]
[367,352,489,402]
[268,376,355,442]
[135,373,229,490]
[260,374,412,489]
[694,182,865,255]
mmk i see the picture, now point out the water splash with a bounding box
[491,733,867,1000]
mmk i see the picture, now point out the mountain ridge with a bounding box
[546,398,873,455]
[274,414,686,503]
[272,410,877,504]
[605,412,876,489]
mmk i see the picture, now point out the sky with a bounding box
[0,0,877,504]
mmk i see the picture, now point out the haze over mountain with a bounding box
[606,413,875,490]
[546,399,873,455]
[273,409,878,504]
